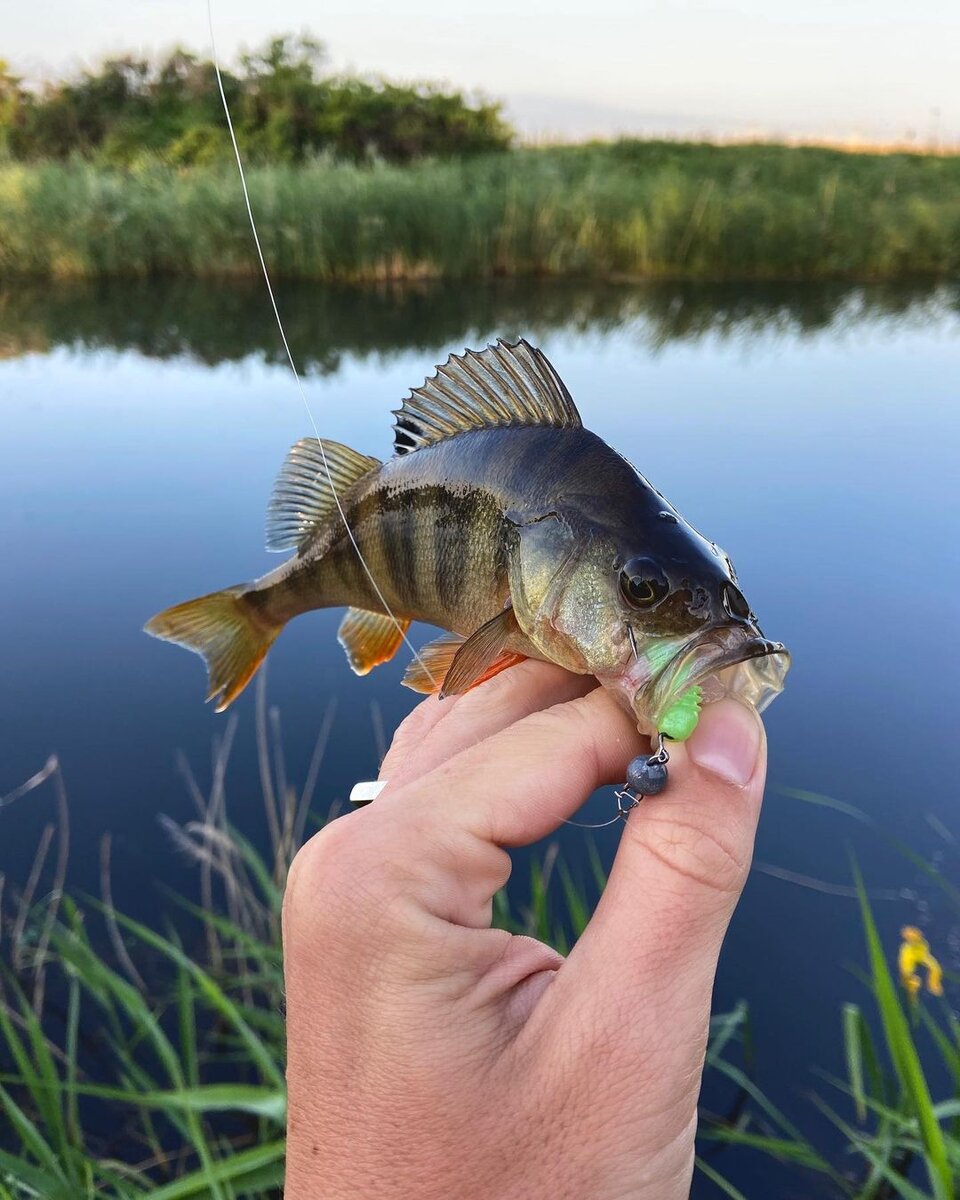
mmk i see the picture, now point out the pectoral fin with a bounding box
[338,608,410,675]
[441,607,526,698]
[401,608,527,697]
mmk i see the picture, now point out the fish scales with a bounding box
[267,426,571,632]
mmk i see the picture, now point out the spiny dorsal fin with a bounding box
[266,438,380,553]
[337,608,410,675]
[392,338,581,456]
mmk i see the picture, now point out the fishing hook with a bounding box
[627,624,640,662]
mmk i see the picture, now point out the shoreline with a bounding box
[2,141,959,283]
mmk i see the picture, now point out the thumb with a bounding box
[554,698,766,1052]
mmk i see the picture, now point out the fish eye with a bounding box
[619,557,669,609]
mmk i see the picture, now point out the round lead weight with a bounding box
[625,755,668,796]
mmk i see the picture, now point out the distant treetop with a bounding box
[0,35,514,165]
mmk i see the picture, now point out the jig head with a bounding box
[615,733,670,818]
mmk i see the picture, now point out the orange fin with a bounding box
[337,608,410,675]
[144,586,281,712]
[459,650,526,693]
[401,632,466,694]
[441,608,524,697]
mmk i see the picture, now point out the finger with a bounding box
[380,660,596,790]
[287,686,640,999]
[542,699,766,1083]
[381,685,642,848]
[373,687,644,931]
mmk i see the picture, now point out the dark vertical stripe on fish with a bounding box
[437,490,468,615]
[336,506,368,602]
[382,495,412,610]
[431,488,446,615]
[367,490,390,601]
[416,487,439,613]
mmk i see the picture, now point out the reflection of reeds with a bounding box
[1,274,957,371]
[2,142,960,283]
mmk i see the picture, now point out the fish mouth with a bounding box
[642,625,790,729]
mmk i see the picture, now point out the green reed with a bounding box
[2,142,960,283]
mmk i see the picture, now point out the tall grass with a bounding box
[2,142,960,282]
[1,694,959,1196]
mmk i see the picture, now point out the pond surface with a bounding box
[2,277,959,1195]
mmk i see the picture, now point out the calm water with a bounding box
[3,278,959,1194]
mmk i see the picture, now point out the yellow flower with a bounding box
[899,926,944,999]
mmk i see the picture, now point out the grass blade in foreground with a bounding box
[854,864,952,1199]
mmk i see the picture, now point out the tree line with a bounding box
[0,35,513,165]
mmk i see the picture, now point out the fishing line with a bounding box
[560,813,626,830]
[205,2,436,688]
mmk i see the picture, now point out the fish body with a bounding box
[146,340,788,736]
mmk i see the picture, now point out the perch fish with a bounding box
[145,339,789,740]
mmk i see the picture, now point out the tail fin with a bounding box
[144,586,281,711]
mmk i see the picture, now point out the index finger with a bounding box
[380,685,644,851]
[363,686,641,933]
[379,660,597,791]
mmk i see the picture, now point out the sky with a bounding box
[8,0,960,144]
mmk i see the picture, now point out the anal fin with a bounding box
[338,608,410,675]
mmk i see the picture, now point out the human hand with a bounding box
[283,662,767,1200]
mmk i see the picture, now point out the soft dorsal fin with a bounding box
[392,338,581,456]
[266,438,380,553]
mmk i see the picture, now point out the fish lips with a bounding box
[642,624,791,727]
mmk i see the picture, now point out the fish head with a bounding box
[509,501,789,738]
[602,514,790,737]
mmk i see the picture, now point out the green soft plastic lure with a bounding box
[658,685,703,742]
[646,641,703,741]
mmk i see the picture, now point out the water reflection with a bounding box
[2,277,958,369]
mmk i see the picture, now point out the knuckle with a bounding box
[636,808,750,898]
[284,812,371,924]
[380,698,439,772]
